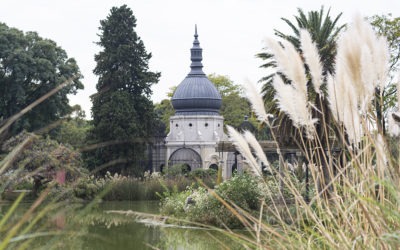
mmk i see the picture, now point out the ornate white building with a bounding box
[148,27,247,179]
[164,27,232,178]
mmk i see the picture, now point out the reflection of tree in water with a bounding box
[2,201,244,249]
[79,207,241,250]
[76,207,163,249]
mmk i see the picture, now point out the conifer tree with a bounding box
[88,5,160,175]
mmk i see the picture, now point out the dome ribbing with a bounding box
[172,26,222,115]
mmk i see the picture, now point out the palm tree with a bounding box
[258,7,346,199]
[257,7,345,146]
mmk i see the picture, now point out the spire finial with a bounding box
[189,24,204,75]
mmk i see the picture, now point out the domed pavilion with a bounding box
[165,26,228,176]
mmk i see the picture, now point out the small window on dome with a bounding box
[218,124,220,127]
[176,124,179,127]
[205,123,209,127]
[189,123,193,127]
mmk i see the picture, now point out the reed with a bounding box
[220,15,400,249]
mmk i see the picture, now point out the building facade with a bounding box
[149,27,246,179]
[165,26,228,175]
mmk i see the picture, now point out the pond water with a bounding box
[1,200,240,250]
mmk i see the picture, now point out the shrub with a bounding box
[188,168,216,179]
[73,175,105,200]
[159,187,192,217]
[216,173,262,210]
[1,132,85,196]
[188,168,217,188]
[163,164,191,177]
[160,173,264,228]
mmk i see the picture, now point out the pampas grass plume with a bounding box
[243,130,270,172]
[329,14,391,143]
[226,125,261,177]
[273,76,317,136]
[300,29,323,96]
[265,38,308,98]
[243,80,272,123]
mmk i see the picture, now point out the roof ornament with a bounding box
[170,25,222,115]
[189,24,204,75]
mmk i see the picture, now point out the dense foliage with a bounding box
[50,105,92,149]
[1,132,84,196]
[208,74,253,128]
[160,174,264,228]
[154,99,175,132]
[0,23,83,140]
[257,7,345,146]
[87,5,160,175]
[370,14,400,130]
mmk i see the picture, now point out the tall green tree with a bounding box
[88,5,160,175]
[0,23,83,140]
[369,14,400,133]
[370,14,400,78]
[208,74,253,129]
[257,7,345,145]
[154,99,174,132]
[50,105,92,149]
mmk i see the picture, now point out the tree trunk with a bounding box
[315,95,332,200]
[375,87,385,135]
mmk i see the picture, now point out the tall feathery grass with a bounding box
[226,15,400,249]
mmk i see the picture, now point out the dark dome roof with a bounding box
[172,26,222,115]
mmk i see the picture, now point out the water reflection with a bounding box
[1,201,241,250]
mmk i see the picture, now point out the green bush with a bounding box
[160,173,264,228]
[188,168,217,188]
[163,164,191,177]
[73,175,105,200]
[188,168,216,179]
[216,173,262,210]
[262,171,306,204]
[159,187,192,217]
[1,132,85,197]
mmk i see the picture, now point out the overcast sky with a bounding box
[1,0,399,118]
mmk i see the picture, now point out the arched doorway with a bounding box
[168,148,202,171]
